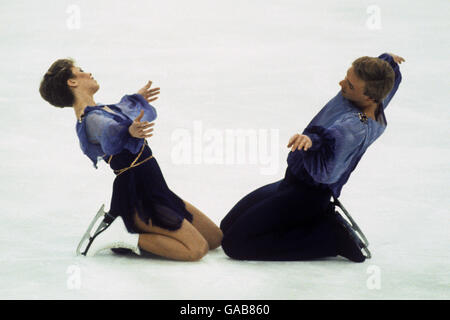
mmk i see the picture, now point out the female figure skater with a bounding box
[220,53,404,262]
[39,59,222,261]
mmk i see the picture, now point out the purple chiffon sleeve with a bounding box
[85,110,143,155]
[117,94,157,123]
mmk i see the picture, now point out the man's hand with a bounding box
[137,80,160,103]
[287,133,312,152]
[387,53,405,64]
[128,110,154,139]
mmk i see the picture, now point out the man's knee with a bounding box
[221,232,248,260]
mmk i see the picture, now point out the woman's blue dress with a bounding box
[75,94,192,233]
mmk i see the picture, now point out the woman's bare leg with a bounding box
[183,200,223,250]
[133,212,209,261]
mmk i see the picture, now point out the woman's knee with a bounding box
[187,237,209,261]
[207,227,223,250]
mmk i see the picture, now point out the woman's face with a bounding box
[67,66,100,94]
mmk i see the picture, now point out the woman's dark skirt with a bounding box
[107,144,193,233]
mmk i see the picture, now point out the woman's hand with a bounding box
[137,80,160,103]
[287,133,312,152]
[387,53,405,64]
[128,110,154,139]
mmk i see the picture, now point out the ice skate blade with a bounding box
[362,246,372,259]
[76,204,107,256]
[333,198,370,247]
[354,231,371,259]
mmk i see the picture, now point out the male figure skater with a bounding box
[220,53,404,262]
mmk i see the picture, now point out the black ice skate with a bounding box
[330,197,371,260]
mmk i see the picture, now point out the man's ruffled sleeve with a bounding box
[85,110,143,155]
[301,116,366,184]
[378,53,402,110]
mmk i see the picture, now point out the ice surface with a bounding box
[0,0,449,299]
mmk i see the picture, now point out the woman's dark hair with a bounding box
[39,58,76,108]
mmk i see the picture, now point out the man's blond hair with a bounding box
[352,56,395,103]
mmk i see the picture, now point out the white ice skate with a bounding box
[84,216,140,257]
[76,204,140,256]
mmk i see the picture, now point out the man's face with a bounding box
[339,66,370,106]
[68,66,99,93]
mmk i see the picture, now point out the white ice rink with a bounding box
[0,0,449,299]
